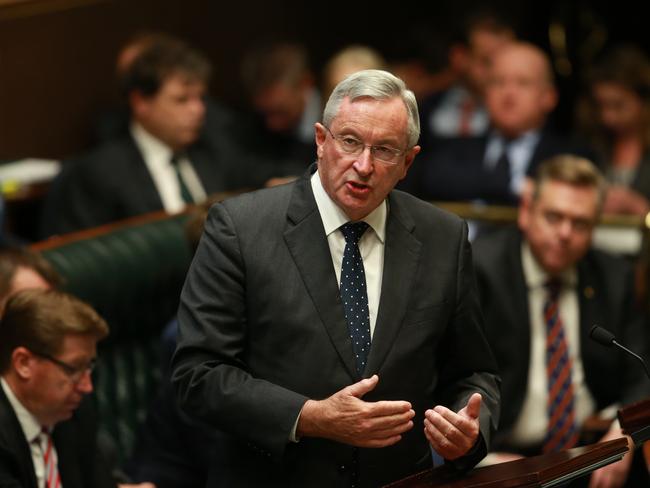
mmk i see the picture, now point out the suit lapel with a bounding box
[53,420,81,488]
[365,193,421,375]
[577,255,599,364]
[284,173,358,381]
[507,231,531,347]
[0,386,39,488]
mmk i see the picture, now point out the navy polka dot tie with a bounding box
[339,221,371,375]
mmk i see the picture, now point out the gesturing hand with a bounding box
[424,393,482,460]
[297,374,415,448]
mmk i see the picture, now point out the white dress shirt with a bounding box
[131,123,206,213]
[483,130,541,197]
[508,243,597,448]
[430,85,489,138]
[311,170,386,338]
[1,377,54,488]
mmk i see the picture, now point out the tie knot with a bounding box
[340,222,369,244]
[170,153,184,165]
[545,278,562,298]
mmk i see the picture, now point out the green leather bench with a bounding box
[32,211,193,464]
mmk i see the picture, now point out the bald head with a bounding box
[486,42,557,138]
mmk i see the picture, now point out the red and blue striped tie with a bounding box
[41,427,61,488]
[543,280,579,452]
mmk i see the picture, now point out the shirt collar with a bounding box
[485,129,541,164]
[310,170,386,243]
[1,377,43,442]
[297,88,321,144]
[131,122,174,167]
[521,240,577,289]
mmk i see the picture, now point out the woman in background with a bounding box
[578,44,650,215]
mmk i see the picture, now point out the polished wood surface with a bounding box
[384,438,628,488]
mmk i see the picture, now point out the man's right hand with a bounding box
[297,374,415,448]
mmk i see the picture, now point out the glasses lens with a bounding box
[372,147,399,164]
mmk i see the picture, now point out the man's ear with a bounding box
[129,90,149,119]
[12,347,35,380]
[314,123,327,159]
[518,179,535,231]
[400,145,421,180]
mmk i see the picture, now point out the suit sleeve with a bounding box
[172,202,308,460]
[436,221,501,469]
[39,159,117,237]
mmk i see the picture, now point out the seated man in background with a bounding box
[40,36,234,237]
[411,42,590,204]
[417,9,515,150]
[240,41,319,172]
[0,247,60,313]
[0,290,115,487]
[473,156,650,487]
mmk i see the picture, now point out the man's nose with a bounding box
[557,219,573,239]
[191,97,206,118]
[353,146,374,176]
[76,370,94,394]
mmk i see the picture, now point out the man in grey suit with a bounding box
[172,69,500,487]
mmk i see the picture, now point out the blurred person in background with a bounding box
[577,44,650,216]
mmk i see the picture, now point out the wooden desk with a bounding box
[385,439,628,488]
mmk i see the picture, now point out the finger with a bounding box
[358,434,403,448]
[346,374,379,398]
[366,419,414,441]
[425,410,475,453]
[463,393,482,420]
[423,418,463,460]
[368,408,415,427]
[367,400,413,417]
[433,405,478,440]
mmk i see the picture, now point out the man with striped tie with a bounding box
[473,155,650,487]
[0,290,115,488]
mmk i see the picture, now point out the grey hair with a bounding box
[322,69,420,148]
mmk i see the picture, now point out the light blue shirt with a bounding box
[484,130,541,197]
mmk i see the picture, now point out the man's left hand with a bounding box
[424,393,481,461]
[588,427,634,488]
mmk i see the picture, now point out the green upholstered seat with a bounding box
[37,213,192,464]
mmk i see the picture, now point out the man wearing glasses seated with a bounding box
[0,289,114,488]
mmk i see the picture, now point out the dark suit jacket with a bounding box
[39,135,229,237]
[172,168,500,487]
[0,386,114,488]
[126,319,217,488]
[402,129,592,203]
[472,227,650,451]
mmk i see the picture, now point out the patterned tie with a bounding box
[171,154,194,204]
[543,280,579,452]
[458,97,475,136]
[493,143,511,188]
[38,428,61,488]
[339,222,371,375]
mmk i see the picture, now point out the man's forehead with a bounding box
[161,73,206,91]
[535,181,599,214]
[335,96,408,123]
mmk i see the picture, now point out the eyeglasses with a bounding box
[31,350,97,384]
[324,126,406,165]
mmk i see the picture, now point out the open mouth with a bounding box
[347,181,370,192]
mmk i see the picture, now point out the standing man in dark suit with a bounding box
[172,69,500,487]
[40,37,230,237]
[0,290,115,488]
[412,42,589,204]
[473,156,650,487]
